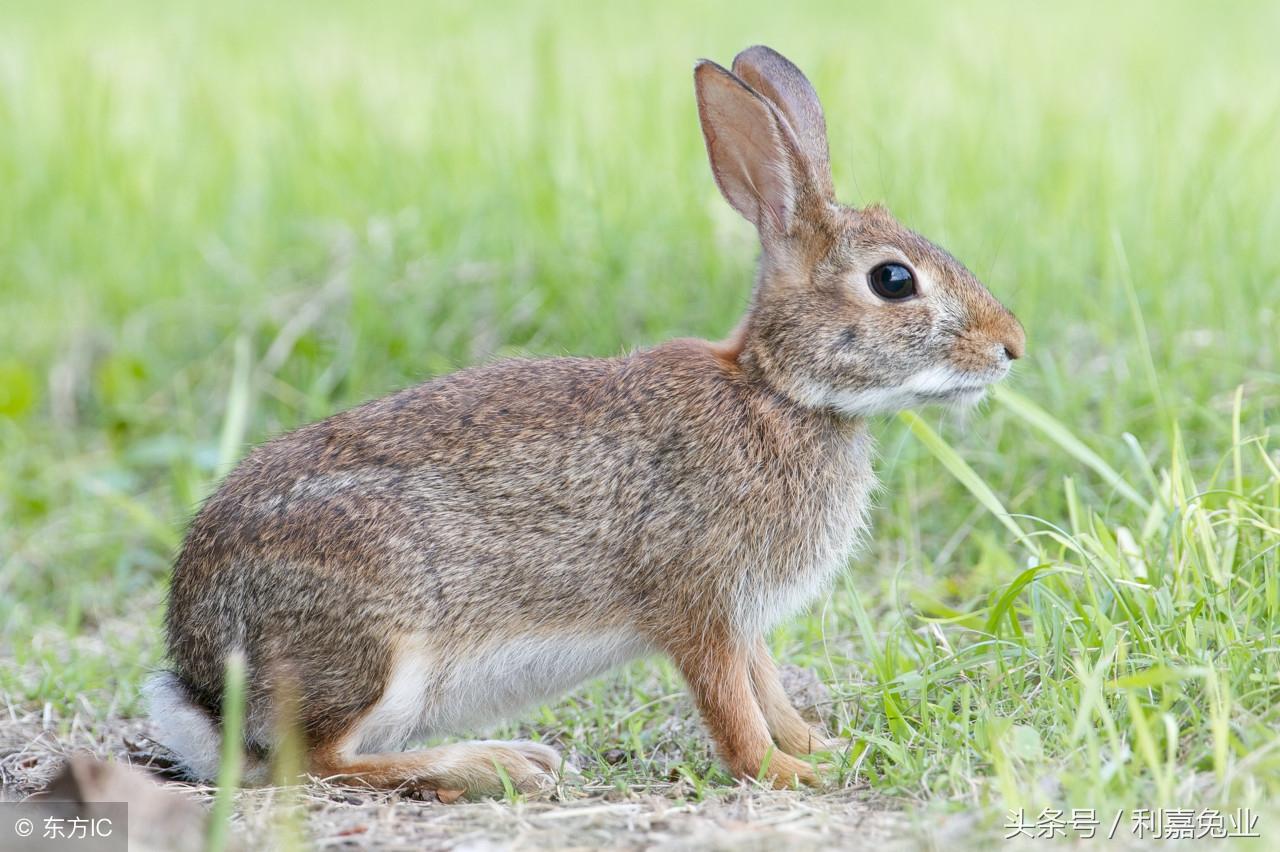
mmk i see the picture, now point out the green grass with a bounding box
[2,0,1278,838]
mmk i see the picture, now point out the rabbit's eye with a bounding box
[868,263,917,300]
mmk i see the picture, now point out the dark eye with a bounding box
[868,263,917,300]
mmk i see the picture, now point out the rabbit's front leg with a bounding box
[670,635,819,788]
[748,637,838,757]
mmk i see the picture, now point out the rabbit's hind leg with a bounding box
[309,638,570,801]
[310,740,564,801]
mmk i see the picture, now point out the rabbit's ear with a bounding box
[731,46,833,199]
[694,60,810,237]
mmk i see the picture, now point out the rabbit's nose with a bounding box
[998,313,1026,361]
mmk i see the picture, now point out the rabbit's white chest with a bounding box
[735,433,876,634]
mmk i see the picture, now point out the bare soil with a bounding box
[0,708,928,850]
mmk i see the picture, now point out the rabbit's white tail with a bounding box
[143,671,265,783]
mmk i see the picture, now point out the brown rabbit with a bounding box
[147,45,1024,798]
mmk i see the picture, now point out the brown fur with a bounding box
[667,632,819,788]
[310,741,560,799]
[152,45,1024,797]
[749,638,830,757]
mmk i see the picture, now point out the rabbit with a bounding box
[146,44,1025,800]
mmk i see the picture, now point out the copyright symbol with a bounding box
[14,817,34,837]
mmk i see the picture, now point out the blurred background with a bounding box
[1,0,1278,815]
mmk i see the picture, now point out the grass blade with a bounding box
[993,385,1150,510]
[898,411,1035,553]
[216,336,253,480]
[1111,229,1172,430]
[984,563,1050,636]
[208,651,247,852]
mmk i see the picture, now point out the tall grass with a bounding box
[831,392,1279,814]
[1,0,1277,828]
[208,652,246,852]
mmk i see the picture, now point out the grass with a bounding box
[1,0,1278,844]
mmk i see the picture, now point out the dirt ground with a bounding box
[0,707,942,851]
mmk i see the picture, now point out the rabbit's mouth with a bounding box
[900,382,991,415]
[931,385,988,408]
[897,365,1007,410]
[926,384,986,399]
[904,365,1002,398]
[798,364,1003,417]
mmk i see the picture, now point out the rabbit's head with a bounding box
[697,46,1025,416]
